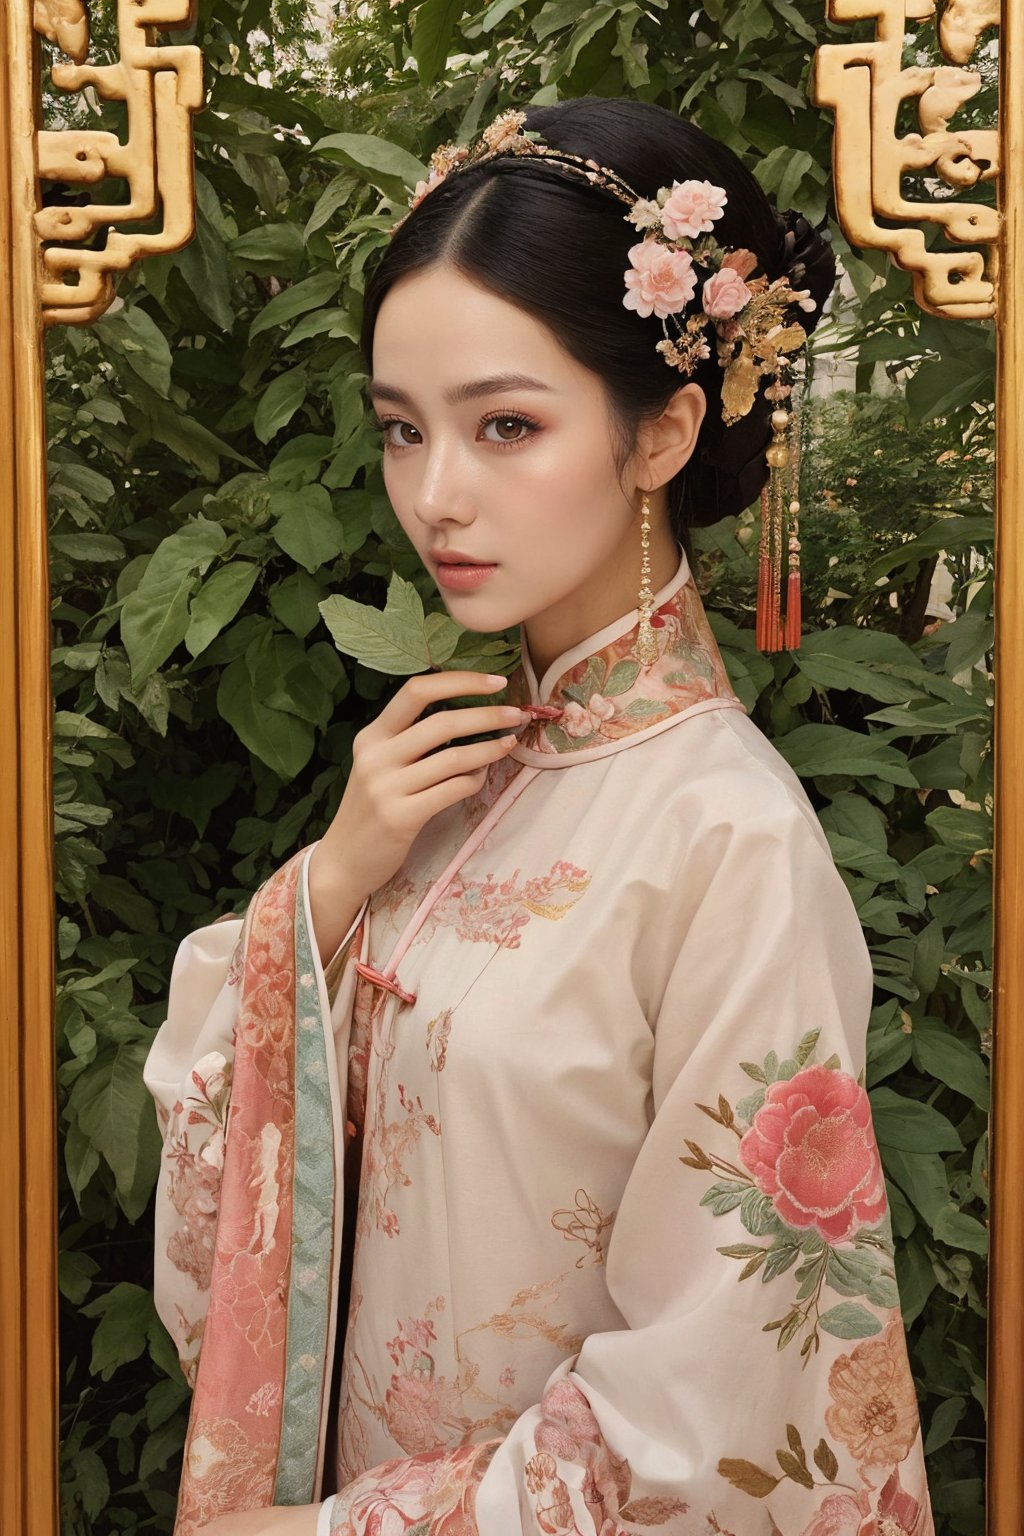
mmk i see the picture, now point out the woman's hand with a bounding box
[196,1502,322,1535]
[307,670,527,960]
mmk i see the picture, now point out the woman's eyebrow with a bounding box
[367,372,558,406]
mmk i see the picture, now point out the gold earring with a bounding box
[633,491,659,667]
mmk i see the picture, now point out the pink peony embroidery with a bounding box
[659,178,727,240]
[623,239,697,320]
[561,693,617,739]
[738,1064,888,1243]
[701,267,752,319]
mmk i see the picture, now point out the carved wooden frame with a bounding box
[0,0,1018,1531]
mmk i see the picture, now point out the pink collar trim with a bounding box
[505,548,746,761]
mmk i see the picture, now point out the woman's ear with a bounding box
[635,382,707,490]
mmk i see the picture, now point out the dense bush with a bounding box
[47,1,994,1530]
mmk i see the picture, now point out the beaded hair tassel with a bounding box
[757,361,805,653]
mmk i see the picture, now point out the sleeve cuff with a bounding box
[316,1494,337,1536]
[300,842,370,1001]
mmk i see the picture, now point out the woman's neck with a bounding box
[522,517,682,682]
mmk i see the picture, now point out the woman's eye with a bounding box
[370,412,540,452]
[481,413,537,446]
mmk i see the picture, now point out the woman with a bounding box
[145,96,935,1536]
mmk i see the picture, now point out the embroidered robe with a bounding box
[145,548,935,1536]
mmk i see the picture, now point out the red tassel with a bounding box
[784,569,802,650]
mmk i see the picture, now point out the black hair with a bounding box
[359,95,835,567]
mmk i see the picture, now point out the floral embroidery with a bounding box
[550,1188,616,1268]
[339,1277,586,1482]
[328,1438,502,1536]
[506,571,740,753]
[680,1027,899,1358]
[825,1319,921,1468]
[164,1052,232,1294]
[426,1009,453,1073]
[424,859,591,947]
[175,1416,275,1532]
[693,1030,933,1535]
[524,1377,688,1533]
[739,1064,888,1244]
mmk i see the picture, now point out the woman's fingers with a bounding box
[393,702,528,763]
[369,670,508,740]
[401,730,520,794]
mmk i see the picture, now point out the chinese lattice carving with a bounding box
[810,0,999,319]
[33,0,204,325]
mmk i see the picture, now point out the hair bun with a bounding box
[770,206,836,325]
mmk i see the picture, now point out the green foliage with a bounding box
[46,1,993,1531]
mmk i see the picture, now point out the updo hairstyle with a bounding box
[359,95,836,565]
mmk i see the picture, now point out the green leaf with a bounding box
[58,1248,99,1305]
[50,532,127,563]
[121,517,227,685]
[270,569,328,639]
[924,805,991,857]
[313,131,428,202]
[69,1039,162,1220]
[304,171,360,240]
[924,1396,966,1455]
[910,1023,989,1110]
[228,221,306,272]
[319,571,432,674]
[186,562,260,657]
[412,0,464,86]
[81,1282,156,1381]
[96,304,173,397]
[271,485,347,572]
[254,367,309,444]
[249,271,345,340]
[818,1302,883,1340]
[775,724,919,787]
[869,1087,963,1152]
[931,1207,988,1255]
[69,1447,110,1519]
[217,657,316,780]
[177,173,234,331]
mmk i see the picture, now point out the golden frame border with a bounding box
[987,0,1023,1524]
[0,0,59,1532]
[0,4,1020,1535]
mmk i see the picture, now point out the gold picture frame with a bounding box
[0,0,1017,1530]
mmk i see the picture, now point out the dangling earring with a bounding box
[632,490,659,667]
[757,358,805,653]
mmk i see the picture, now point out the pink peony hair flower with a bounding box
[701,267,752,319]
[659,178,728,241]
[623,239,697,320]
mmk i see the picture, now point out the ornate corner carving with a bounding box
[33,0,204,325]
[810,0,999,319]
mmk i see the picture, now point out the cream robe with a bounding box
[145,549,935,1536]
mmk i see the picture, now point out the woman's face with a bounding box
[369,263,701,666]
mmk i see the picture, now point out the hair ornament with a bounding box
[389,106,823,655]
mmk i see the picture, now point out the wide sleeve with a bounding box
[143,841,368,1384]
[319,779,935,1536]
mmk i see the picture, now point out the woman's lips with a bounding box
[434,560,498,591]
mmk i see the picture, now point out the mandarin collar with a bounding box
[505,547,746,765]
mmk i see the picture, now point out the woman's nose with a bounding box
[411,440,477,527]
